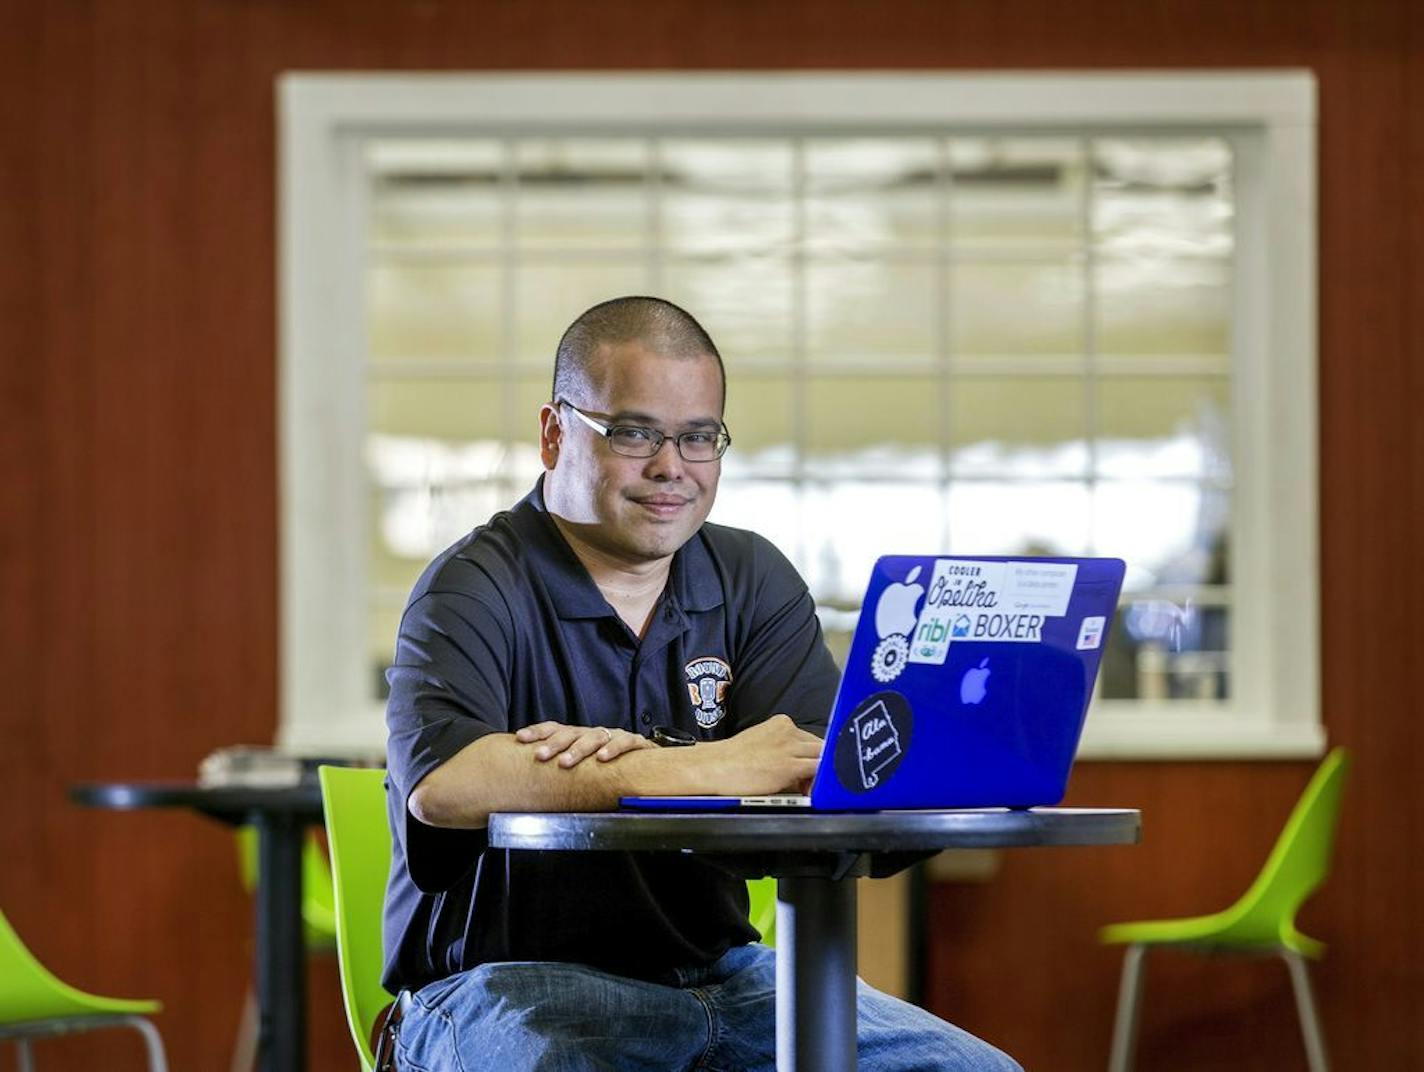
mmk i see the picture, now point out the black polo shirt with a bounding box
[382,478,840,993]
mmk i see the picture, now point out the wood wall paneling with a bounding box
[2,1,1420,1068]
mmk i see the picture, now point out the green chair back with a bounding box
[318,766,396,1072]
[313,772,793,1071]
[1101,747,1350,957]
[0,907,161,1023]
[1213,746,1350,952]
[747,877,777,946]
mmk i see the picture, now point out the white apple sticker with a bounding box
[869,566,926,683]
[875,566,924,639]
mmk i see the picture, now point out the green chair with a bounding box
[316,767,785,1071]
[234,825,339,946]
[747,876,777,947]
[1100,747,1350,1072]
[318,766,396,1072]
[0,907,168,1071]
[230,827,340,1072]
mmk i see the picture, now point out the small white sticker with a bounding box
[1005,561,1078,616]
[1076,616,1107,650]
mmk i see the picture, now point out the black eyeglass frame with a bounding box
[555,399,732,462]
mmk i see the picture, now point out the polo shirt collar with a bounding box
[672,528,724,614]
[516,477,725,620]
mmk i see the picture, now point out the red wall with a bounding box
[2,1,1421,1068]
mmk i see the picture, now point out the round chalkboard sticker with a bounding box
[833,690,914,794]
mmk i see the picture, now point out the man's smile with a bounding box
[628,492,696,518]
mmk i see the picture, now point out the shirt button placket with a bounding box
[628,655,641,731]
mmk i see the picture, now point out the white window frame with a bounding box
[278,71,1320,759]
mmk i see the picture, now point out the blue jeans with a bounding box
[394,943,1021,1071]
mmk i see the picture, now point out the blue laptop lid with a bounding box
[810,555,1125,810]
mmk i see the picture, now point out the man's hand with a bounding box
[515,721,657,768]
[696,714,823,795]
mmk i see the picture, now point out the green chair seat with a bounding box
[0,908,167,1070]
[1100,909,1325,959]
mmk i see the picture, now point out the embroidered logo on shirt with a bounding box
[684,656,733,728]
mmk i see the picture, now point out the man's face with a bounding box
[541,341,724,565]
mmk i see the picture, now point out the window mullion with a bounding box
[1081,135,1100,557]
[499,136,519,505]
[938,135,955,554]
[790,137,808,571]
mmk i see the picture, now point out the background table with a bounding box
[490,807,1140,1072]
[70,781,325,1072]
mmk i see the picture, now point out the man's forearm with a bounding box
[408,733,720,829]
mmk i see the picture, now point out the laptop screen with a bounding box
[620,555,1124,813]
[808,555,1124,810]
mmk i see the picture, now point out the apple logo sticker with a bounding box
[959,657,991,705]
[834,691,915,793]
[870,565,925,684]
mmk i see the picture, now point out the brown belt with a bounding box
[372,990,414,1072]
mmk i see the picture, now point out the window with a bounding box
[280,73,1320,758]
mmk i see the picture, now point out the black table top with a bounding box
[70,780,325,825]
[488,807,1140,854]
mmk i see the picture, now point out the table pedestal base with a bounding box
[486,808,1140,1072]
[775,875,858,1072]
[255,813,306,1072]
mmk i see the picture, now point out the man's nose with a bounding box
[642,436,685,480]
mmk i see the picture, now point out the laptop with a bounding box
[621,554,1125,812]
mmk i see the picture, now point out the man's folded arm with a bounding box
[408,714,823,830]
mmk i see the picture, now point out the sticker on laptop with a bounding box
[900,558,1080,669]
[1075,616,1106,650]
[833,691,914,793]
[869,566,926,683]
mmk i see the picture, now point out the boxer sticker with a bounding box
[907,558,1080,666]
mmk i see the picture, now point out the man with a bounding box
[383,296,1020,1070]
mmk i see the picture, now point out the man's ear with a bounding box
[538,403,561,470]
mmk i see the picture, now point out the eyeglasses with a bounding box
[556,400,731,462]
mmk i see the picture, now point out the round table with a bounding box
[70,781,325,1072]
[490,806,1140,1072]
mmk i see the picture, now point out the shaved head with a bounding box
[552,296,725,409]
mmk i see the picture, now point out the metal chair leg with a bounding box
[123,1016,169,1072]
[1282,951,1329,1072]
[1108,943,1147,1072]
[230,987,259,1072]
[2,1016,165,1072]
